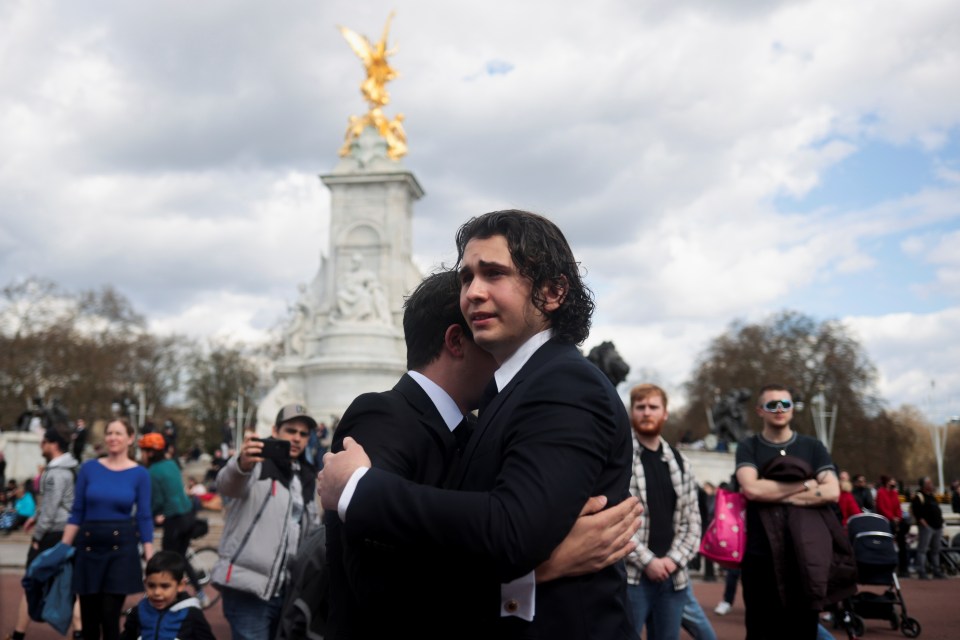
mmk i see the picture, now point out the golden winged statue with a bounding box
[338,13,407,159]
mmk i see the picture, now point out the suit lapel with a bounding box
[450,340,569,488]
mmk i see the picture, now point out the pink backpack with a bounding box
[699,488,747,568]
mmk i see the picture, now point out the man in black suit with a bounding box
[325,270,497,638]
[326,269,639,639]
[321,210,635,638]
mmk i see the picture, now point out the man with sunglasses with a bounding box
[735,384,840,640]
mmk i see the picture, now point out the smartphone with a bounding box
[254,437,291,461]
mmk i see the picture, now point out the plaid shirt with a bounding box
[625,435,702,591]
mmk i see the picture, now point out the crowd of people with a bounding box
[3,209,958,640]
[2,420,222,640]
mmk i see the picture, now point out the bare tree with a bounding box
[0,277,185,430]
[184,342,260,453]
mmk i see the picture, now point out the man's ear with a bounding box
[444,324,467,358]
[540,275,568,313]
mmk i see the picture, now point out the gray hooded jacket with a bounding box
[34,452,78,540]
[211,454,318,600]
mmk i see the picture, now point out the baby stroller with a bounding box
[845,513,921,637]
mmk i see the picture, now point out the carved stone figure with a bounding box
[333,254,391,324]
[586,341,630,386]
[15,397,70,434]
[283,283,314,356]
[710,388,752,444]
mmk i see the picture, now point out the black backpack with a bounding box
[274,524,328,640]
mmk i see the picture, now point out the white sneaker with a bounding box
[714,601,732,616]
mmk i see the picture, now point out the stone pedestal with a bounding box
[0,432,44,482]
[257,129,424,431]
[679,447,737,487]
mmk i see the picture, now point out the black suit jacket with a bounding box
[325,373,463,639]
[345,340,635,639]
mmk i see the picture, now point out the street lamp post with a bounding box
[237,392,245,437]
[810,389,838,453]
[931,416,959,494]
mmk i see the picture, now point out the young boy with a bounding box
[122,551,214,640]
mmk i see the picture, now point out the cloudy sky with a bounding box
[2,0,958,420]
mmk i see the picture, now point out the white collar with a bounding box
[408,370,463,432]
[493,329,554,392]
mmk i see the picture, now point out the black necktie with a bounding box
[444,415,474,488]
[478,378,499,415]
[453,415,474,452]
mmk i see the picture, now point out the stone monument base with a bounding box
[259,323,406,433]
[0,432,44,482]
[677,447,737,487]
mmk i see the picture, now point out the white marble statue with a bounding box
[283,283,314,356]
[333,253,391,324]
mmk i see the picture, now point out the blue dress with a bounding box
[69,460,153,595]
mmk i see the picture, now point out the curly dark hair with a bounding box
[455,209,595,345]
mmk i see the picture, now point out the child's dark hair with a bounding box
[145,550,187,581]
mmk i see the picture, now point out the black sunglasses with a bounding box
[761,399,793,413]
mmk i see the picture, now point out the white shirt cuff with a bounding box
[337,467,369,522]
[500,571,536,621]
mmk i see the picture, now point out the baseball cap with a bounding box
[138,432,167,451]
[275,404,317,430]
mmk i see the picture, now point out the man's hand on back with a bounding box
[318,436,372,511]
[536,495,642,583]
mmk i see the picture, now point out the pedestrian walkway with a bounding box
[3,535,959,640]
[0,510,228,637]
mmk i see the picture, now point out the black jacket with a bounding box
[758,456,857,609]
[344,340,634,639]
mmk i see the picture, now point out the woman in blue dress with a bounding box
[62,418,154,640]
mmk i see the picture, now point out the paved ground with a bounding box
[3,525,957,639]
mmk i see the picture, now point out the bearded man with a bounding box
[624,384,702,640]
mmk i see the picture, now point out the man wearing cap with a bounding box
[211,404,319,640]
[5,429,80,640]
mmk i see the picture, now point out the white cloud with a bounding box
[846,309,960,420]
[148,290,280,344]
[1,0,958,413]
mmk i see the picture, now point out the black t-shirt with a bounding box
[735,432,835,556]
[640,444,677,557]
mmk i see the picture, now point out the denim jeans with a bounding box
[722,567,741,605]
[915,525,944,577]
[220,586,285,640]
[680,583,717,640]
[627,576,687,640]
